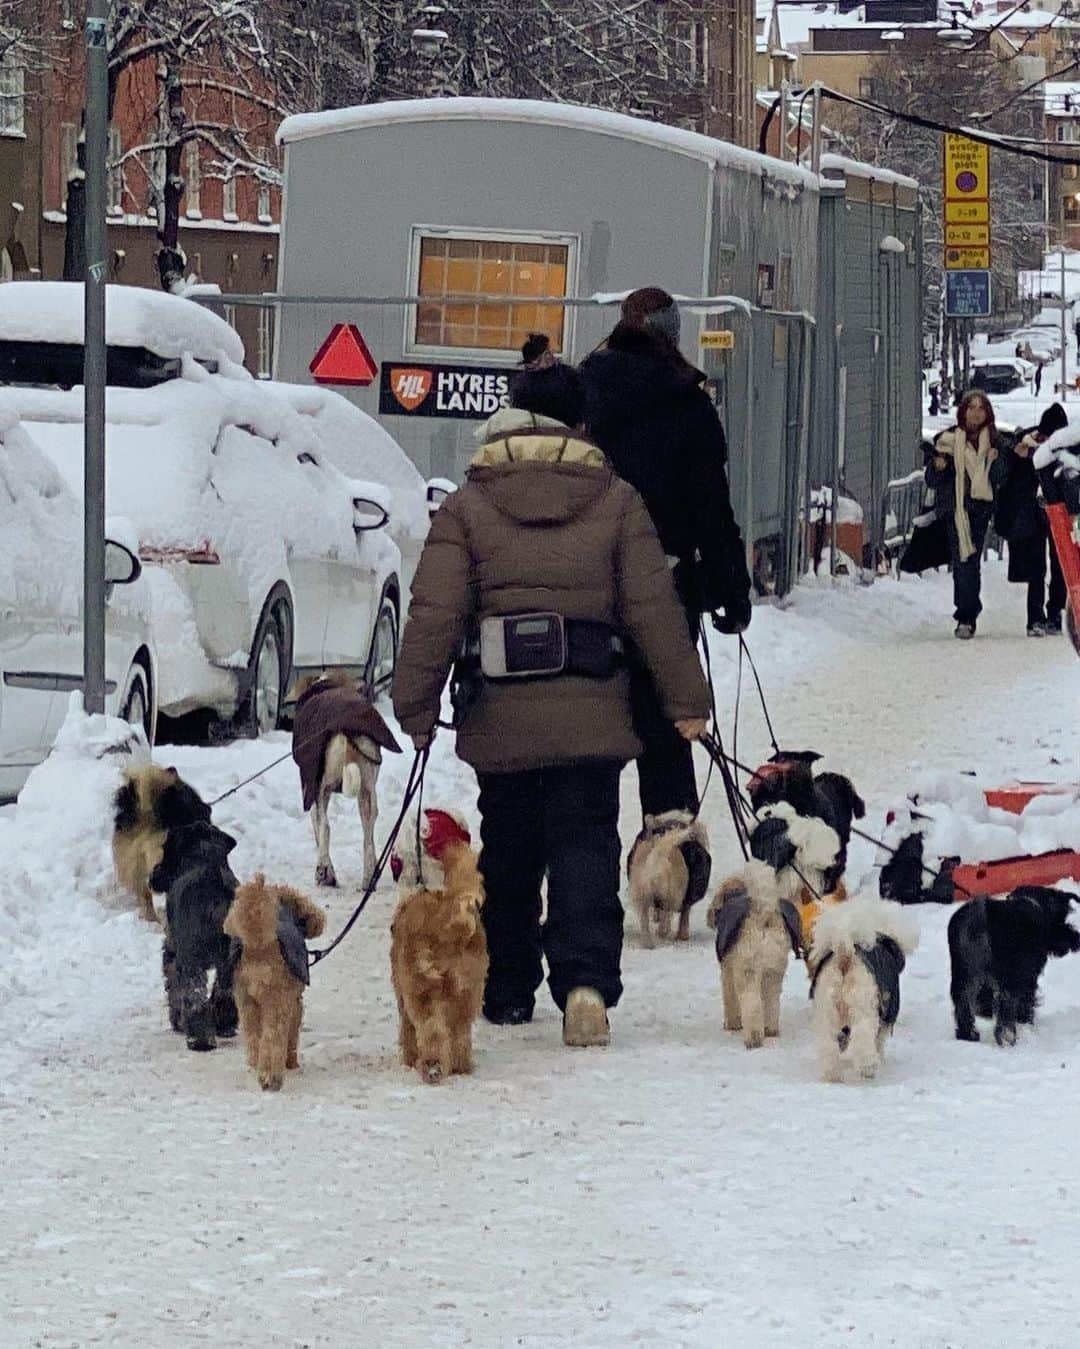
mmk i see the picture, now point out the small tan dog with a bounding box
[708,860,803,1048]
[112,762,211,921]
[626,811,711,946]
[390,809,488,1085]
[223,874,327,1091]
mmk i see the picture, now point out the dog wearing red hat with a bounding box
[389,809,488,1084]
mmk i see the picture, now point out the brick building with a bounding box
[0,3,280,372]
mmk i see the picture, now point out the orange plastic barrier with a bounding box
[984,783,1077,814]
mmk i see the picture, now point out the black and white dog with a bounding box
[878,824,958,906]
[748,751,865,893]
[947,888,1080,1046]
[808,899,919,1081]
[149,822,240,1052]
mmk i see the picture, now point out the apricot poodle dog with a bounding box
[390,809,488,1085]
[223,874,327,1091]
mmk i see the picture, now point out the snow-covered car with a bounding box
[969,357,1033,395]
[0,283,432,734]
[1010,328,1061,362]
[0,403,155,800]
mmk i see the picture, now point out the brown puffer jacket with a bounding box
[392,409,709,775]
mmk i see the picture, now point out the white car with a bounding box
[0,404,155,800]
[0,283,433,735]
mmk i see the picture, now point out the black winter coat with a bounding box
[926,427,1011,516]
[580,326,751,622]
[994,435,1044,543]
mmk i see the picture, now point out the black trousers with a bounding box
[476,761,624,1014]
[945,502,993,626]
[629,601,700,818]
[1027,539,1067,626]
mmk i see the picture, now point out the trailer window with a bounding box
[409,230,574,358]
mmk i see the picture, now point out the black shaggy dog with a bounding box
[149,822,240,1051]
[948,888,1080,1046]
[748,751,865,892]
[879,832,959,905]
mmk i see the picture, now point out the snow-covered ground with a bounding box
[3,562,1079,1348]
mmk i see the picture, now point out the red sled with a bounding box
[984,782,1078,815]
[1045,502,1080,656]
[953,850,1080,899]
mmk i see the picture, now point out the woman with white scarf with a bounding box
[928,390,1010,639]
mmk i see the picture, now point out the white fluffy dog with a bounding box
[808,898,919,1082]
[627,811,711,946]
[707,860,803,1048]
[749,802,842,902]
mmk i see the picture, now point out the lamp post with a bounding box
[83,0,108,715]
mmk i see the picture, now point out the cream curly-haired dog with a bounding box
[390,809,488,1085]
[223,874,327,1091]
[809,898,919,1082]
[708,860,803,1048]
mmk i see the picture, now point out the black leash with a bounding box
[739,634,781,757]
[308,746,430,968]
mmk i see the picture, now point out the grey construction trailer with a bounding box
[272,97,920,593]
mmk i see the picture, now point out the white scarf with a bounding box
[944,426,994,561]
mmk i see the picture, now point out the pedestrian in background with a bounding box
[997,402,1068,636]
[392,359,709,1046]
[928,389,1010,640]
[579,286,751,820]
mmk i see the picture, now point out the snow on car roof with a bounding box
[0,281,245,367]
[277,97,820,191]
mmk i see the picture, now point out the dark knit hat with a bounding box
[1037,402,1068,439]
[621,286,681,346]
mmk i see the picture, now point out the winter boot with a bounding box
[1027,622,1048,638]
[563,987,609,1047]
[954,623,975,640]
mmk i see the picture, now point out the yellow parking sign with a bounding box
[944,134,989,199]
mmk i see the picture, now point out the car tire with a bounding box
[242,592,293,736]
[119,661,153,743]
[365,585,399,695]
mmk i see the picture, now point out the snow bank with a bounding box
[0,698,160,1087]
[881,772,1080,871]
[0,281,245,367]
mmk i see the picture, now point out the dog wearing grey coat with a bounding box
[627,811,711,946]
[708,860,803,1048]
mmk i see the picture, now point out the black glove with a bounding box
[711,599,752,636]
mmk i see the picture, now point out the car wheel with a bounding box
[366,588,399,694]
[120,663,152,742]
[243,595,292,736]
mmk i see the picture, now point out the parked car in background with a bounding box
[969,357,1032,395]
[1010,328,1061,362]
[0,403,155,800]
[0,283,433,736]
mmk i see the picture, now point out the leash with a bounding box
[308,746,430,968]
[738,634,781,758]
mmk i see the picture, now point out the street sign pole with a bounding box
[83,1,108,715]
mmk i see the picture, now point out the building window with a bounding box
[60,123,79,199]
[222,174,238,221]
[0,59,24,136]
[1065,196,1080,222]
[1065,164,1080,181]
[670,21,708,79]
[409,228,575,358]
[257,182,272,223]
[257,306,274,378]
[223,304,237,330]
[858,77,877,100]
[185,142,201,218]
[1056,123,1080,143]
[107,126,123,215]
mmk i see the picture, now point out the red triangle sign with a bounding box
[309,323,378,386]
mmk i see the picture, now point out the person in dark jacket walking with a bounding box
[392,362,709,1047]
[928,388,1010,639]
[997,402,1068,635]
[579,287,751,819]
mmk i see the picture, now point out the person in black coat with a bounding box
[580,286,751,818]
[997,402,1068,635]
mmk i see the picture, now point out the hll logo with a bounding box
[390,368,432,412]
